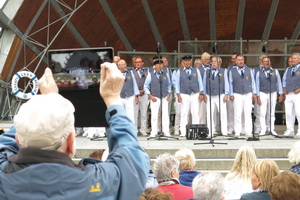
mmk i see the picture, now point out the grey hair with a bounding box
[201,52,211,60]
[288,141,300,165]
[292,52,300,59]
[192,172,224,200]
[153,153,180,183]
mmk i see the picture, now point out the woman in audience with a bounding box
[224,145,257,199]
[240,160,280,200]
[175,149,200,187]
[153,153,194,200]
[288,141,300,175]
[269,171,300,200]
[139,188,171,200]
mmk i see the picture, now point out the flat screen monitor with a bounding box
[48,47,114,128]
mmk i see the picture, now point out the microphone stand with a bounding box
[194,44,227,146]
[148,43,178,141]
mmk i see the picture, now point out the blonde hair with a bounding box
[288,141,300,165]
[226,145,257,182]
[175,149,196,170]
[253,160,280,190]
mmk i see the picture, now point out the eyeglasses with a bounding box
[134,61,143,63]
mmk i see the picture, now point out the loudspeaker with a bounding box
[185,124,208,140]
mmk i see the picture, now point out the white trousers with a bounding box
[180,93,200,135]
[199,101,207,124]
[259,92,277,133]
[134,94,149,133]
[206,95,228,136]
[233,93,253,135]
[121,95,135,124]
[150,96,170,136]
[254,100,261,131]
[174,96,181,132]
[226,100,234,133]
[285,92,300,134]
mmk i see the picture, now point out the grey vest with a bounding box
[231,66,252,94]
[206,68,225,96]
[132,68,148,90]
[150,72,169,98]
[258,70,277,93]
[179,67,200,94]
[121,71,135,98]
[198,64,210,79]
[285,65,300,92]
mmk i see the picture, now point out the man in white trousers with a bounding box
[256,56,283,136]
[283,53,300,136]
[144,59,171,137]
[203,57,229,137]
[229,55,256,136]
[117,59,140,124]
[175,55,204,137]
[132,56,149,136]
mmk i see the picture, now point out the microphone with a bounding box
[157,42,161,54]
[262,41,267,53]
[212,42,217,54]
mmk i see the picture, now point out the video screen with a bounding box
[48,47,113,90]
[47,48,113,127]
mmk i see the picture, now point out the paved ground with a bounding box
[75,125,300,151]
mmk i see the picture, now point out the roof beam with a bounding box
[176,0,190,40]
[0,10,47,64]
[141,0,166,52]
[50,0,89,48]
[291,19,300,40]
[262,0,279,40]
[209,0,217,40]
[235,0,246,40]
[98,0,133,51]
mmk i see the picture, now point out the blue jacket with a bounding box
[0,105,150,200]
[179,170,200,187]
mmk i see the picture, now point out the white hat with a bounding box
[14,93,75,150]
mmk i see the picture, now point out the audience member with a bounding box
[0,65,149,199]
[153,153,194,200]
[224,145,257,199]
[240,160,280,200]
[192,172,225,200]
[288,141,300,175]
[175,149,200,186]
[139,188,172,200]
[269,171,300,200]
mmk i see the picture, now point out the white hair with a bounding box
[192,172,224,200]
[153,153,179,183]
[201,52,211,60]
[288,141,300,165]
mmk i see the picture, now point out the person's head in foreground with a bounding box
[192,172,225,200]
[153,153,180,183]
[227,145,257,181]
[288,141,300,167]
[139,188,171,200]
[269,171,300,200]
[175,148,196,171]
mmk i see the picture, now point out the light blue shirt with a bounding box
[229,65,256,96]
[175,66,204,94]
[130,71,140,96]
[203,68,229,95]
[282,64,300,87]
[255,68,283,96]
[144,71,172,95]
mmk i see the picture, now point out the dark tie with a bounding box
[292,67,296,76]
[241,69,244,78]
[212,71,215,80]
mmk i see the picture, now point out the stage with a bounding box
[75,125,300,173]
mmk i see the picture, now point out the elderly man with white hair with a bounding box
[153,153,194,200]
[0,63,149,199]
[192,172,225,200]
